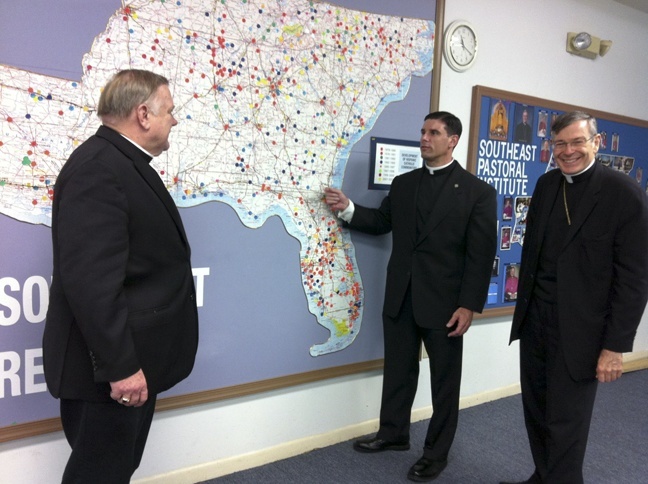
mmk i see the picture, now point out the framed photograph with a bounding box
[502,196,513,220]
[492,255,500,277]
[500,226,511,250]
[504,263,520,302]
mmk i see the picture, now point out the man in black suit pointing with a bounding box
[325,111,497,482]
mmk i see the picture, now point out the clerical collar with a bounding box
[120,133,155,159]
[562,159,596,184]
[425,159,455,175]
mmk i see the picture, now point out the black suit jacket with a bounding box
[348,162,497,328]
[44,126,199,402]
[511,162,648,380]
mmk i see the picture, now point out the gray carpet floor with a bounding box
[203,369,648,483]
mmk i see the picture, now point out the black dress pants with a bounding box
[60,395,157,484]
[376,287,463,461]
[519,298,598,484]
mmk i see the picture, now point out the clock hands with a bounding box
[450,37,474,57]
[460,40,474,56]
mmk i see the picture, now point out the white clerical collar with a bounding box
[120,133,155,158]
[562,159,595,184]
[425,159,454,175]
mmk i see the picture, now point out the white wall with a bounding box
[1,1,647,482]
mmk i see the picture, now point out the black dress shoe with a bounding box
[353,436,410,453]
[407,457,447,482]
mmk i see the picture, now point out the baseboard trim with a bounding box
[134,356,646,484]
[133,383,524,484]
[133,419,382,484]
[624,351,648,372]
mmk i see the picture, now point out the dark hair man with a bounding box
[325,111,497,482]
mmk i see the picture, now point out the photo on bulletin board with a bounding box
[467,85,648,318]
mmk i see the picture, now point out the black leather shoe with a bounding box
[407,457,447,482]
[353,436,410,453]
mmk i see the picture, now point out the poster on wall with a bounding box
[0,0,439,441]
[369,137,423,189]
[467,85,648,317]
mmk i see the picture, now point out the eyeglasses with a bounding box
[552,135,596,152]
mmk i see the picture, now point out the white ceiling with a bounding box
[613,0,648,14]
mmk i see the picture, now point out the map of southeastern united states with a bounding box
[0,0,434,355]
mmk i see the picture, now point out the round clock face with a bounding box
[444,21,478,72]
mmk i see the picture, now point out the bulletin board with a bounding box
[467,85,648,318]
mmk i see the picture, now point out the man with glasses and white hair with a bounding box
[501,111,648,483]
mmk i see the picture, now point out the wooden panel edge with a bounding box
[0,417,62,444]
[155,359,384,412]
[3,357,645,444]
[429,0,444,112]
[1,359,384,443]
[474,306,515,320]
[472,85,648,129]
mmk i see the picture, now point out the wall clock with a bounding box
[443,20,478,72]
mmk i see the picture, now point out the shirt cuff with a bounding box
[338,200,355,222]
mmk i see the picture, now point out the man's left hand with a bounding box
[446,307,473,337]
[596,349,623,383]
